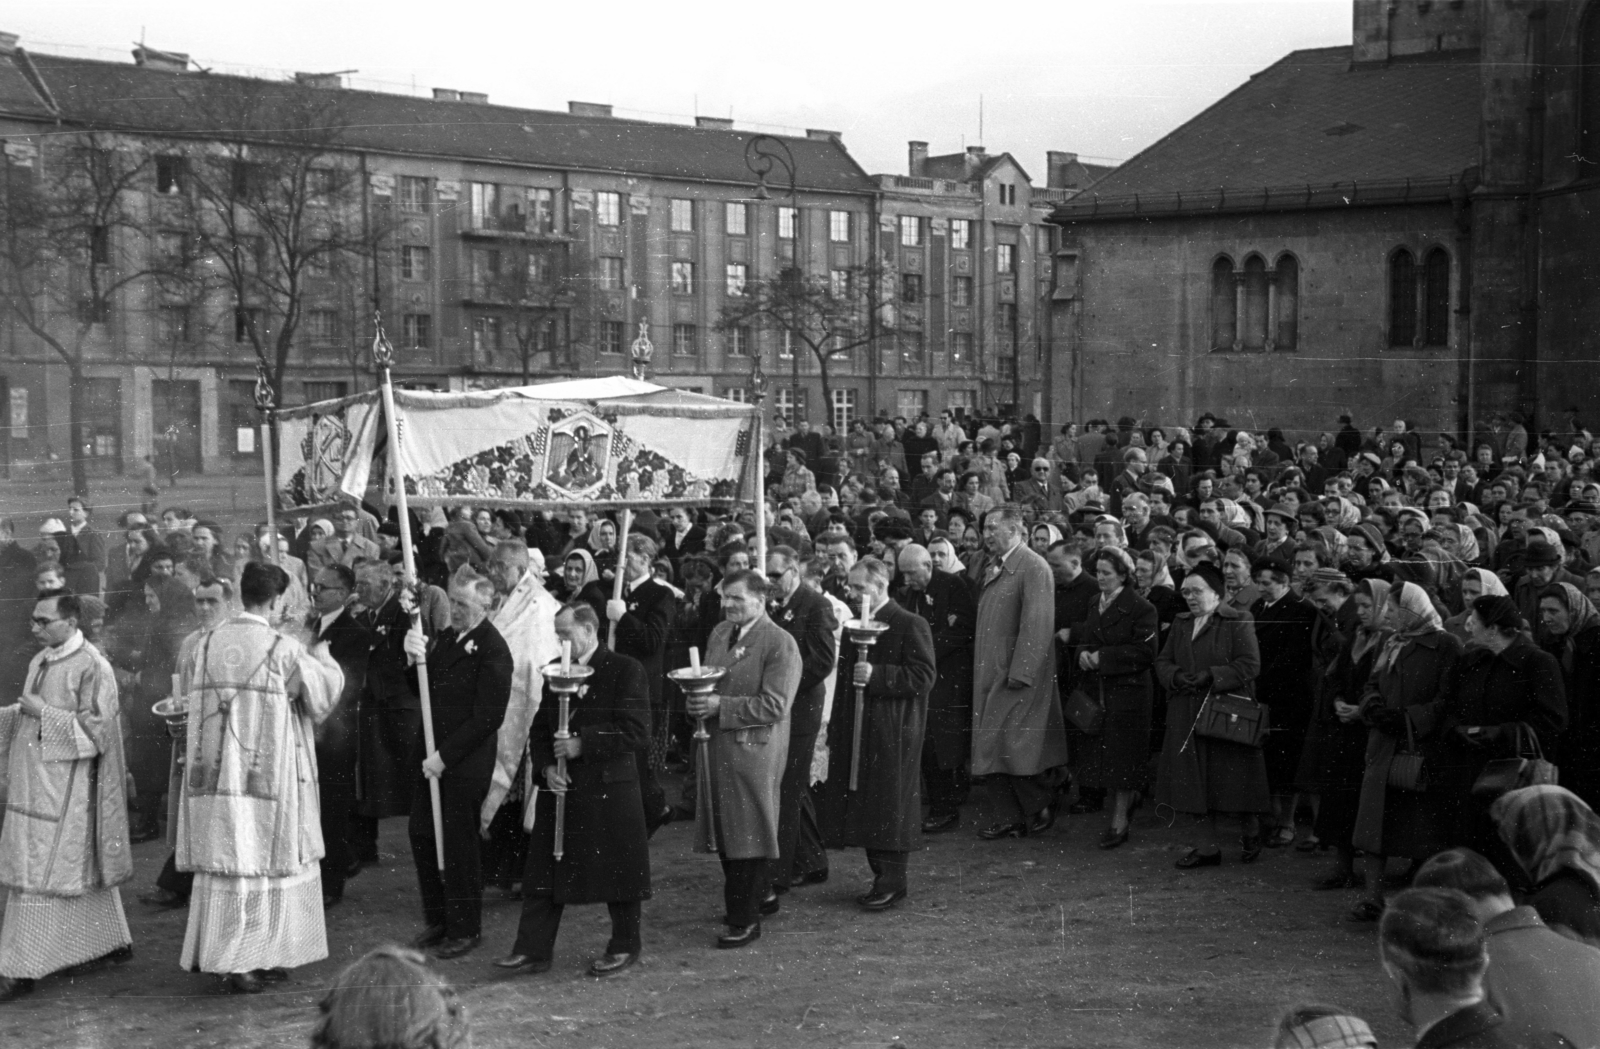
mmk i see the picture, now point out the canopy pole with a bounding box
[372,317,446,873]
[608,509,633,650]
[254,364,277,566]
[753,410,767,568]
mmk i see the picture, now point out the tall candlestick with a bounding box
[860,593,870,623]
[561,639,571,672]
[689,646,701,671]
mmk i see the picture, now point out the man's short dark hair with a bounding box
[722,568,770,598]
[768,544,800,571]
[556,601,600,633]
[320,562,357,591]
[240,561,289,606]
[1379,888,1487,997]
[36,589,82,623]
[1051,538,1089,560]
[1412,849,1511,901]
[822,532,857,552]
[196,576,235,601]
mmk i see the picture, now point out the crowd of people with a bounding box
[2,404,1600,1046]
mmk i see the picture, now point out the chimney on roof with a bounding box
[433,88,460,101]
[0,32,19,56]
[295,72,343,90]
[695,116,734,130]
[460,91,489,104]
[806,129,842,143]
[908,141,928,177]
[1046,151,1079,189]
[132,45,189,73]
[569,101,613,118]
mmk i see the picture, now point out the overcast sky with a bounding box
[10,1,1349,177]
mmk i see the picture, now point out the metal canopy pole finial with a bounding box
[629,321,653,381]
[371,310,395,370]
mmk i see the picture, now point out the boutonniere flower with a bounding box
[464,639,478,655]
[731,646,748,663]
[947,613,958,626]
[782,610,794,622]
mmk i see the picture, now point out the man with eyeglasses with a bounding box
[308,507,380,572]
[1012,457,1065,517]
[764,545,837,896]
[308,564,371,906]
[0,590,132,1003]
[818,533,858,605]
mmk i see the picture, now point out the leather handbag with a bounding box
[1192,690,1270,748]
[1386,712,1427,792]
[1472,723,1559,801]
[1063,686,1104,736]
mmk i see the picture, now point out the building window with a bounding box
[471,248,501,297]
[997,302,1017,334]
[399,176,430,211]
[730,326,751,357]
[155,155,185,195]
[229,379,259,455]
[473,316,501,357]
[306,309,338,343]
[1423,248,1450,346]
[829,210,851,243]
[950,219,971,250]
[670,261,695,294]
[155,231,188,268]
[157,305,190,344]
[726,202,748,236]
[952,276,973,307]
[900,273,922,304]
[997,243,1015,275]
[897,389,928,420]
[469,182,499,229]
[303,381,348,403]
[946,389,975,417]
[996,354,1016,380]
[1389,249,1417,347]
[670,199,695,232]
[403,313,432,348]
[901,332,925,366]
[830,387,857,433]
[726,263,747,297]
[1275,254,1299,351]
[672,324,697,356]
[599,256,624,291]
[1241,255,1269,351]
[600,320,624,355]
[527,188,556,233]
[234,306,262,343]
[596,191,622,227]
[830,270,850,299]
[899,215,921,247]
[400,245,430,281]
[997,183,1016,205]
[778,206,798,240]
[950,332,973,367]
[308,168,337,203]
[774,386,807,423]
[1211,257,1237,350]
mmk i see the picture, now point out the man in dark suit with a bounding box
[659,507,706,570]
[818,556,935,911]
[588,532,675,833]
[765,544,838,895]
[349,558,448,866]
[308,562,370,905]
[403,565,514,960]
[896,545,976,833]
[496,603,652,978]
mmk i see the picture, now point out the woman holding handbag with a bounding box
[1154,562,1267,868]
[1347,581,1463,922]
[1072,548,1160,850]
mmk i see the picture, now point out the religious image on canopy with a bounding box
[273,377,760,514]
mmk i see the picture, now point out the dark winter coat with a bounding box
[1072,587,1159,791]
[900,570,976,770]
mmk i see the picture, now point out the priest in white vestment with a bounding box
[0,590,133,1002]
[175,561,342,994]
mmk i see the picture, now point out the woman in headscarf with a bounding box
[1029,522,1062,556]
[1492,785,1600,942]
[1133,549,1182,637]
[1347,580,1462,921]
[1444,567,1509,643]
[1535,583,1600,808]
[1311,578,1390,891]
[1221,546,1261,614]
[554,548,599,603]
[1155,562,1267,868]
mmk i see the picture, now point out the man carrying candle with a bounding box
[690,569,801,949]
[495,603,651,977]
[818,558,936,910]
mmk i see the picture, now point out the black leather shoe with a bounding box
[493,954,552,974]
[922,812,960,834]
[129,824,162,844]
[716,923,761,949]
[1028,803,1057,835]
[759,892,781,916]
[1098,825,1130,850]
[343,857,365,879]
[0,977,33,1003]
[255,968,289,983]
[857,888,906,912]
[978,820,1028,840]
[1240,833,1264,864]
[138,887,188,909]
[646,806,674,838]
[411,925,447,950]
[433,934,481,960]
[791,869,829,887]
[1175,847,1222,869]
[588,951,639,977]
[225,971,264,995]
[1067,799,1103,815]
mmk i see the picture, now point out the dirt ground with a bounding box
[0,780,1409,1049]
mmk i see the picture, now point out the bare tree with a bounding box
[716,260,899,419]
[465,239,581,383]
[0,132,190,493]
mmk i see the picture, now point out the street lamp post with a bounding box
[744,134,800,427]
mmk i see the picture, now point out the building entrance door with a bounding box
[153,379,202,478]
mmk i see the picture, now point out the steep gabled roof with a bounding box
[1057,46,1480,218]
[15,53,875,194]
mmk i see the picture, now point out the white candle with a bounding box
[689,646,701,671]
[860,593,870,624]
[561,639,571,672]
[171,673,182,703]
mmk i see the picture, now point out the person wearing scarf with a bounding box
[1445,568,1509,643]
[555,549,599,603]
[1534,583,1600,808]
[1492,785,1600,943]
[1349,581,1462,922]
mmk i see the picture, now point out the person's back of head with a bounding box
[1413,849,1515,924]
[1379,888,1488,1000]
[310,944,469,1049]
[1273,1004,1377,1049]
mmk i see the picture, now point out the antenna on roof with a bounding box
[978,94,984,147]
